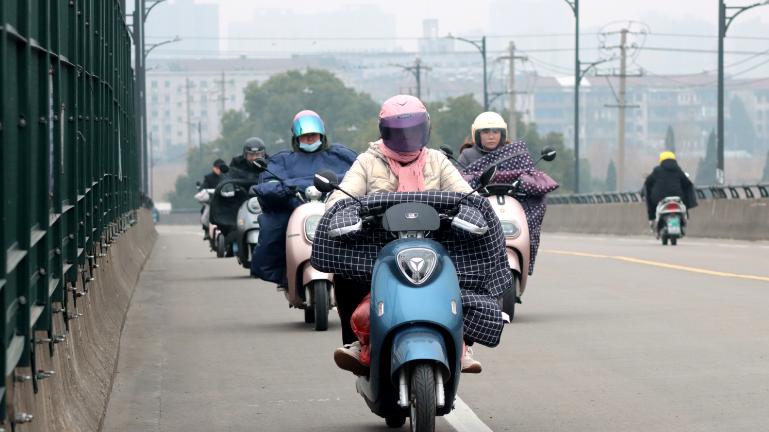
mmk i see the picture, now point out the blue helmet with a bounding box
[291,110,327,151]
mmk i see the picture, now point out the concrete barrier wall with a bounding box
[543,199,769,241]
[8,210,157,432]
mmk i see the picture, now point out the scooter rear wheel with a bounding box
[313,280,329,331]
[409,363,436,432]
[500,277,519,322]
[216,234,226,257]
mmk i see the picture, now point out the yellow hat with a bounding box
[659,151,676,163]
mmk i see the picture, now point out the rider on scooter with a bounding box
[457,111,510,166]
[643,151,697,227]
[230,137,268,177]
[251,110,356,285]
[326,95,492,375]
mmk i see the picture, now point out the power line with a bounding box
[145,31,769,42]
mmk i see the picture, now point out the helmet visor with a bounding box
[292,115,325,137]
[379,112,430,153]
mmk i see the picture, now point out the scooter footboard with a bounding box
[390,327,450,383]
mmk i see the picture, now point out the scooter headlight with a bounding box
[396,248,438,286]
[500,220,521,239]
[247,197,261,214]
[304,214,322,242]
[305,185,323,202]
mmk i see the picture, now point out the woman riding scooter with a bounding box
[323,95,498,375]
[457,111,510,166]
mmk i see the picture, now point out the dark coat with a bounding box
[643,159,697,220]
[200,172,222,189]
[229,155,263,175]
[457,144,490,167]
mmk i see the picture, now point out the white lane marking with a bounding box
[444,396,494,432]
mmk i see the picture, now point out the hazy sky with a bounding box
[142,1,769,77]
[213,0,769,38]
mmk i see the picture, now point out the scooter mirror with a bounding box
[313,170,338,193]
[439,145,455,157]
[479,165,497,187]
[541,146,557,162]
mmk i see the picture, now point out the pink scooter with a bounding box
[442,145,556,321]
[284,185,335,331]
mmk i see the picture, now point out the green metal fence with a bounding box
[1,0,138,423]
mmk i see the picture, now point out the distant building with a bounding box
[146,55,768,186]
[146,57,326,160]
[419,19,454,54]
[144,0,219,58]
[226,6,396,56]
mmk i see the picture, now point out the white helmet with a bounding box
[471,112,508,146]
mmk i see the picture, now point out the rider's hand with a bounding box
[284,184,299,196]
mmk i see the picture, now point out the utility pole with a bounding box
[717,0,769,185]
[393,58,432,99]
[220,71,226,114]
[185,77,192,152]
[600,28,641,191]
[133,0,146,193]
[505,42,528,141]
[198,121,203,165]
[415,58,423,99]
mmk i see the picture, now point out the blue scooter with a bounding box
[313,168,496,431]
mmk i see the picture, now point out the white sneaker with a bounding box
[461,345,482,374]
[334,341,369,376]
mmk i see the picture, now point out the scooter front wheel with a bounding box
[385,414,406,428]
[312,280,330,331]
[409,363,436,432]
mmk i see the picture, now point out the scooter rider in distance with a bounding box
[230,137,268,177]
[643,151,697,232]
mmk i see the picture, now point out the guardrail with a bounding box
[548,184,769,205]
[1,0,138,426]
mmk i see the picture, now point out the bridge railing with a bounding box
[1,0,139,423]
[548,184,769,205]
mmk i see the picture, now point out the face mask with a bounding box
[299,140,322,152]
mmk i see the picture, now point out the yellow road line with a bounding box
[544,249,769,283]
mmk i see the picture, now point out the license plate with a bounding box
[667,217,681,235]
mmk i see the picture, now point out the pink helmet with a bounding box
[378,95,431,153]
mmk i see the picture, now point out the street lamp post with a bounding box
[448,34,488,110]
[562,0,581,192]
[717,0,768,185]
[132,0,172,195]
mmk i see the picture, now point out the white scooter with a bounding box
[654,196,687,246]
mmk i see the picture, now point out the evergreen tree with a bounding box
[605,160,617,191]
[664,125,676,152]
[727,96,758,153]
[696,130,717,185]
[762,150,769,183]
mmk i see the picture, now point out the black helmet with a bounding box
[243,137,266,157]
